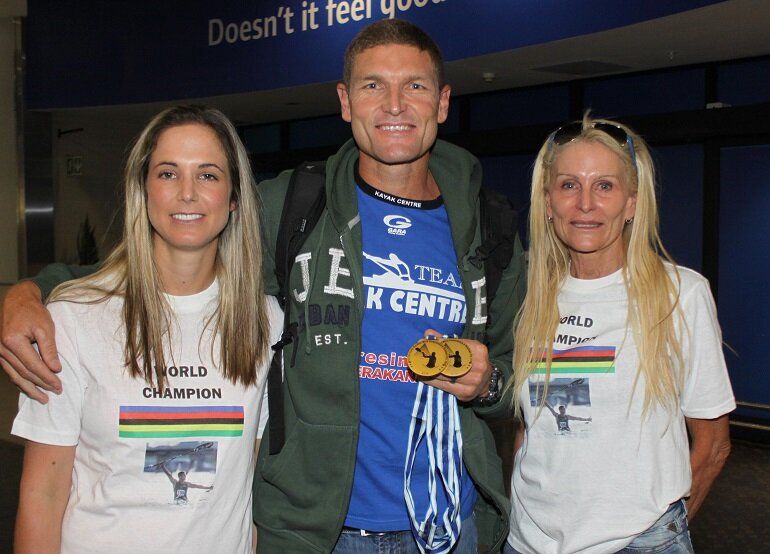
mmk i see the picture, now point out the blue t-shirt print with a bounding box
[344,180,476,532]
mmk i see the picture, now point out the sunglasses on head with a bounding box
[548,121,637,168]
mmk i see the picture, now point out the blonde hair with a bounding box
[50,105,270,389]
[512,113,683,417]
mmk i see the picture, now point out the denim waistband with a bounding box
[341,526,403,537]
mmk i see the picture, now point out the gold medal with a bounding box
[441,338,473,378]
[407,337,447,377]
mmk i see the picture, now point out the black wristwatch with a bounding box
[475,366,503,407]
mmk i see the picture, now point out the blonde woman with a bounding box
[13,106,281,553]
[506,115,735,554]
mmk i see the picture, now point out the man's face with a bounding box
[337,43,450,171]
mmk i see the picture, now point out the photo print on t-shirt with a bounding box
[527,344,618,436]
[143,441,218,506]
[116,404,246,506]
[529,377,593,437]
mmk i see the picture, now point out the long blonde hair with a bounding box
[512,114,683,417]
[50,105,270,389]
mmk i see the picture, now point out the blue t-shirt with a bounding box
[344,178,476,531]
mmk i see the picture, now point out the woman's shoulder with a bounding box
[663,261,709,286]
[47,293,121,319]
[47,275,123,319]
[663,262,713,304]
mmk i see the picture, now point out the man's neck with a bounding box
[358,154,439,201]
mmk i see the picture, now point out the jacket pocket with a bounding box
[254,418,356,529]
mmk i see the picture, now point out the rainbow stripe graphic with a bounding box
[534,345,616,374]
[119,405,244,438]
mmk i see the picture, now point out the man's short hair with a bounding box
[342,19,445,89]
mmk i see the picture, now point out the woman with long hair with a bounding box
[506,115,735,553]
[13,105,280,553]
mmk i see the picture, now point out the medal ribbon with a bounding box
[404,381,463,553]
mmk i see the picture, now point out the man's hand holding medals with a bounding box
[407,330,495,403]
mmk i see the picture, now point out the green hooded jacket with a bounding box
[252,138,526,552]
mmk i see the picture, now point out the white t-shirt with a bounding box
[508,264,735,554]
[13,281,282,554]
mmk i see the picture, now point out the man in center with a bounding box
[253,19,526,553]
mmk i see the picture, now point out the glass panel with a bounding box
[470,86,570,130]
[243,124,281,154]
[289,116,351,150]
[584,69,704,116]
[717,57,770,107]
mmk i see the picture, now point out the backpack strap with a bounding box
[274,161,327,309]
[268,161,326,455]
[471,187,519,327]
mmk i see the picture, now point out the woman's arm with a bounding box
[685,414,731,520]
[15,441,75,553]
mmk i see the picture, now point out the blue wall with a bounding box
[25,0,722,108]
[719,146,770,415]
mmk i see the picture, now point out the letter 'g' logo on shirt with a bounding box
[383,215,411,236]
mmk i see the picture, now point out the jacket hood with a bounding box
[429,139,484,257]
[324,139,360,228]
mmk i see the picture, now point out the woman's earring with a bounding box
[547,216,553,222]
[625,217,634,224]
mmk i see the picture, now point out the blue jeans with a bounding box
[618,500,693,553]
[332,516,477,554]
[503,500,693,554]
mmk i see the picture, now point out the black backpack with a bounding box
[267,161,518,454]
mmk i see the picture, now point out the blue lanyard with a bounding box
[404,382,463,553]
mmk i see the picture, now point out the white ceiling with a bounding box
[17,0,770,126]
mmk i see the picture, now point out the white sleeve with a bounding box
[679,272,736,419]
[255,296,283,440]
[256,382,270,440]
[11,302,86,446]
